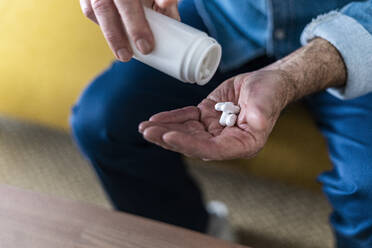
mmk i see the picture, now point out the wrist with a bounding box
[263,38,347,105]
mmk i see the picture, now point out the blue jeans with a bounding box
[70,0,372,246]
[305,93,372,248]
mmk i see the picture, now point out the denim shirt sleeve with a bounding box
[300,0,372,100]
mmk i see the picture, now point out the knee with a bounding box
[71,101,144,158]
[70,99,107,157]
[70,86,151,159]
[323,169,372,215]
[321,170,372,246]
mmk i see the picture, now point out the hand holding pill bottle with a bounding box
[82,0,222,85]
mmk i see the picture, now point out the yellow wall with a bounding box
[0,0,114,129]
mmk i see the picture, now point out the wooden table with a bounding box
[0,185,249,248]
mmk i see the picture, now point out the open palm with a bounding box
[139,70,288,160]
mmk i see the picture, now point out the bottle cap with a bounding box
[183,36,222,85]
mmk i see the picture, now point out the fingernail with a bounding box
[136,39,152,54]
[138,122,146,133]
[117,48,132,61]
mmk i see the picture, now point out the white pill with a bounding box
[225,114,237,127]
[215,102,225,111]
[219,112,229,126]
[221,102,240,114]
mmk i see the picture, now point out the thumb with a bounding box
[154,0,180,21]
[155,0,177,8]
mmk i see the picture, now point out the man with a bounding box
[73,0,372,247]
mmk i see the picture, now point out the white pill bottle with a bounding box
[131,7,222,86]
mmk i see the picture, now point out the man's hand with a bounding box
[138,38,347,161]
[139,70,288,160]
[80,0,179,61]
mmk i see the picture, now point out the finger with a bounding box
[142,126,174,150]
[138,120,169,133]
[198,99,221,135]
[139,120,189,134]
[113,0,154,54]
[91,0,133,61]
[80,0,98,23]
[155,0,180,20]
[155,0,177,8]
[164,3,181,21]
[162,131,218,160]
[164,128,257,160]
[141,125,195,156]
[211,128,258,159]
[149,106,200,123]
[138,121,153,133]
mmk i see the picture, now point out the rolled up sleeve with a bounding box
[300,1,372,100]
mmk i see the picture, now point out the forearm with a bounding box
[265,38,347,105]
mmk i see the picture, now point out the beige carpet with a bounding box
[0,116,333,248]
